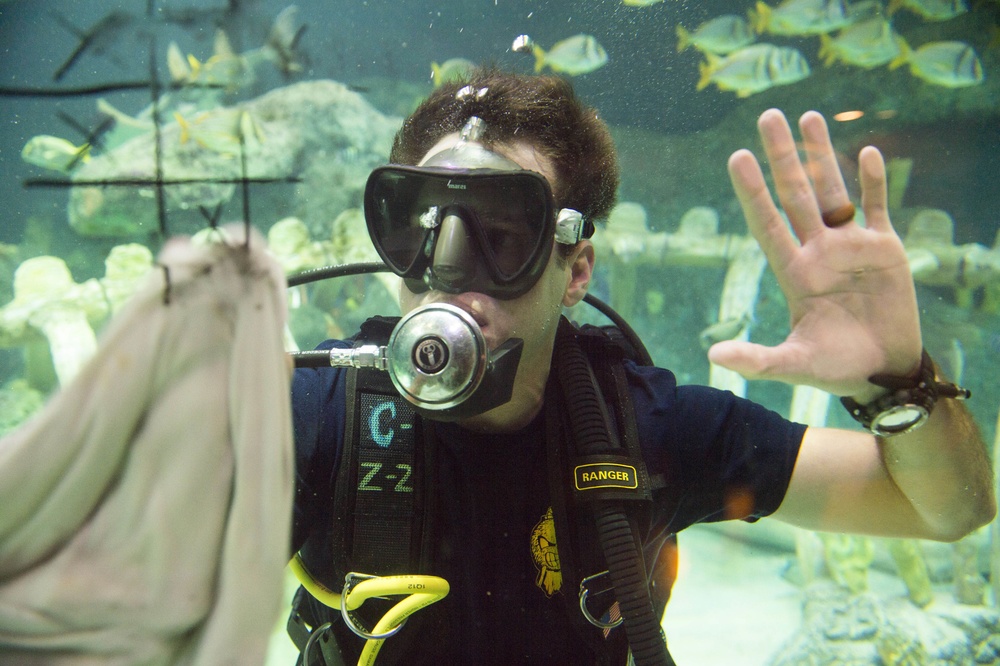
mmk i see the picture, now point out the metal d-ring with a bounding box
[578,571,623,630]
[340,572,408,640]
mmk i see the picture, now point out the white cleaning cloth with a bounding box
[0,224,293,665]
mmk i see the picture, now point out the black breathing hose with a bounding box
[555,330,676,666]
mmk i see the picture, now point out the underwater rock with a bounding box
[902,208,1000,290]
[603,201,649,261]
[767,580,1000,666]
[888,539,934,608]
[0,244,154,386]
[821,533,875,595]
[267,216,330,275]
[69,80,400,239]
[0,256,104,385]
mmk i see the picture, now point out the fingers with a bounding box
[756,109,825,242]
[728,148,798,267]
[858,145,892,233]
[798,111,853,224]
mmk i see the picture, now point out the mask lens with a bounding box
[365,170,432,275]
[364,166,555,297]
[475,178,549,279]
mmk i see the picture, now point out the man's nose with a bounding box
[431,213,477,288]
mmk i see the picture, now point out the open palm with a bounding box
[708,109,922,400]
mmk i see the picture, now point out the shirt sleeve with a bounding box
[627,363,806,533]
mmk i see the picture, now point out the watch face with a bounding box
[872,405,929,436]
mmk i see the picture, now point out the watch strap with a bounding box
[840,349,971,436]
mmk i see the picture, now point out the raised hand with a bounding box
[708,109,922,401]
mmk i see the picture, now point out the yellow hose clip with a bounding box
[288,556,449,666]
[340,572,450,638]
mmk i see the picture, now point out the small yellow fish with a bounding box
[697,43,810,97]
[21,136,91,172]
[166,7,303,90]
[699,312,753,350]
[532,34,609,76]
[169,31,256,90]
[818,17,901,68]
[889,38,983,88]
[623,0,664,5]
[887,0,968,21]
[431,58,477,87]
[174,108,265,155]
[750,0,851,36]
[676,15,756,55]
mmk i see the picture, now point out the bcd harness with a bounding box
[288,316,679,666]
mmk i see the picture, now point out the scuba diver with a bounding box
[286,68,994,665]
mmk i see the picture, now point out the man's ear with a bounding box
[563,241,594,307]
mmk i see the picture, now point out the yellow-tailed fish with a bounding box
[750,0,852,36]
[532,34,609,76]
[431,58,477,87]
[887,0,968,21]
[623,0,664,6]
[890,38,983,87]
[167,7,303,90]
[818,17,901,68]
[697,43,810,97]
[174,108,265,155]
[167,32,253,90]
[21,136,91,172]
[676,15,756,55]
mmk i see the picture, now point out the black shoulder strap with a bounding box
[297,316,437,665]
[546,317,677,666]
[332,316,432,577]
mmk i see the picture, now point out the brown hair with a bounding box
[389,68,619,226]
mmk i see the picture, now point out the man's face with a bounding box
[397,135,591,429]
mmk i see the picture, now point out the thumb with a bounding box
[707,340,797,382]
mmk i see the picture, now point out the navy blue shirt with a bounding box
[291,338,806,662]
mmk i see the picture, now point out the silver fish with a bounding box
[698,43,811,97]
[699,312,753,350]
[890,39,983,88]
[751,0,852,36]
[533,34,609,76]
[676,15,756,55]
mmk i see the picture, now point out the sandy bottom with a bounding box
[662,524,804,665]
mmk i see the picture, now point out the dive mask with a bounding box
[363,116,593,300]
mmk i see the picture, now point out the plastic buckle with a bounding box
[578,570,623,629]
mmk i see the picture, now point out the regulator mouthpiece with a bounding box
[387,303,522,421]
[291,303,523,421]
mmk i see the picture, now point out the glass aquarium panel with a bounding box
[1,0,998,664]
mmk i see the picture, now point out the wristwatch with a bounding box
[840,349,971,437]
